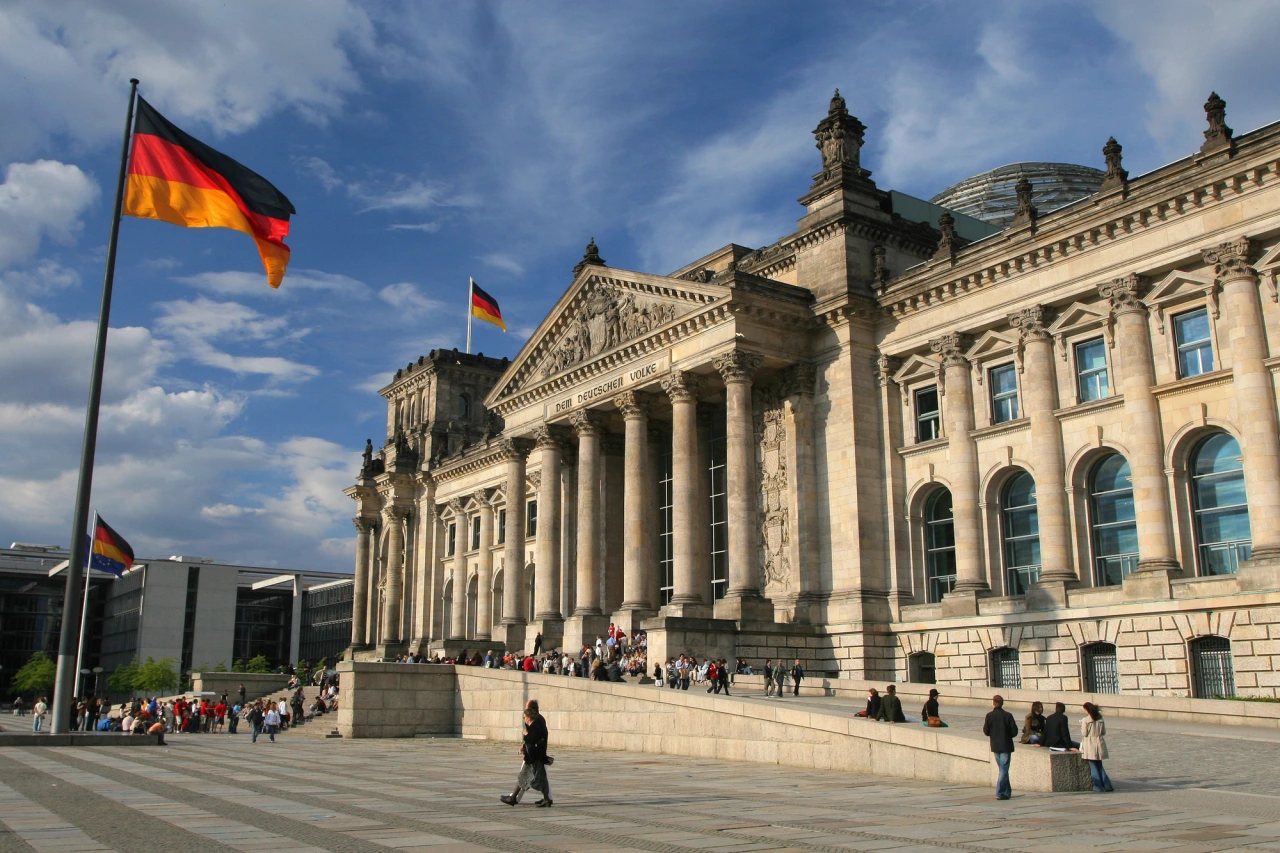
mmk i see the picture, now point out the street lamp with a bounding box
[92,666,104,697]
[79,668,90,698]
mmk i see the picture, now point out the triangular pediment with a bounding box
[1256,242,1280,272]
[486,267,727,407]
[891,353,940,386]
[1145,270,1213,306]
[964,329,1018,361]
[1047,301,1109,335]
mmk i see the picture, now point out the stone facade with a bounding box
[348,90,1280,699]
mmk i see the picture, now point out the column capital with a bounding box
[569,408,606,436]
[874,354,899,388]
[1202,237,1257,285]
[1098,273,1147,315]
[471,486,495,507]
[661,369,703,403]
[497,437,533,461]
[614,389,652,419]
[532,423,571,450]
[381,505,408,523]
[1008,304,1053,343]
[712,349,764,384]
[929,332,971,367]
[447,497,465,516]
[353,516,377,534]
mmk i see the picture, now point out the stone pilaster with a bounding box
[351,516,375,648]
[713,350,773,622]
[409,474,436,651]
[930,333,987,614]
[563,410,609,653]
[474,491,495,639]
[875,355,910,619]
[1100,275,1181,599]
[1011,306,1075,607]
[660,369,712,617]
[499,438,531,651]
[381,505,407,644]
[1205,239,1280,589]
[615,390,656,631]
[533,426,566,622]
[448,498,467,640]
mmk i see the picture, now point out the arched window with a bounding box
[1090,454,1138,586]
[1190,433,1251,576]
[1081,642,1119,694]
[924,490,957,604]
[1190,636,1235,698]
[1001,471,1040,596]
[990,647,1021,689]
[908,652,936,684]
[457,394,471,420]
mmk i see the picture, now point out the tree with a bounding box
[212,660,228,672]
[107,657,140,694]
[246,655,272,673]
[10,651,55,695]
[132,657,179,694]
[232,659,248,673]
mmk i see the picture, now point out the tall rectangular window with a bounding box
[915,386,940,441]
[1174,308,1214,378]
[658,445,674,605]
[497,509,506,544]
[708,414,728,600]
[526,500,538,537]
[1075,338,1110,402]
[447,523,456,556]
[990,364,1019,424]
[471,516,481,550]
[180,566,200,675]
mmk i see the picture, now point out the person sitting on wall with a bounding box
[875,684,906,723]
[856,687,882,718]
[1041,702,1079,750]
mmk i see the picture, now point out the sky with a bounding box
[3,0,1280,574]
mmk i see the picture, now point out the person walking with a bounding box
[983,695,1019,800]
[717,660,730,696]
[32,696,47,732]
[501,700,552,807]
[1042,702,1078,750]
[875,685,906,722]
[12,696,24,717]
[1080,703,1114,792]
[790,659,804,696]
[263,704,281,743]
[772,661,786,699]
[248,702,264,743]
[763,660,774,696]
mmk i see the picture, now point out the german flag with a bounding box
[124,96,295,287]
[471,279,505,331]
[86,516,135,578]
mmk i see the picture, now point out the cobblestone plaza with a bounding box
[2,707,1279,853]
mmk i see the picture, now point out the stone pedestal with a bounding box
[1236,552,1280,592]
[528,617,565,655]
[940,590,981,618]
[1122,569,1173,601]
[659,600,714,619]
[1025,580,1071,611]
[642,615,739,667]
[496,621,527,654]
[610,608,654,636]
[562,613,610,656]
[713,595,775,623]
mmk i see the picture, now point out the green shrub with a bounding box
[246,655,272,674]
[10,651,56,695]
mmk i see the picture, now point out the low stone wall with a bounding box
[336,662,1089,792]
[190,671,291,699]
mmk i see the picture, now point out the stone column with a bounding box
[616,390,655,628]
[661,369,711,617]
[713,350,772,621]
[410,473,436,651]
[474,492,495,639]
[533,426,564,620]
[500,438,531,650]
[930,333,988,613]
[1205,240,1280,588]
[1010,306,1075,605]
[448,500,467,640]
[571,410,605,616]
[351,517,374,648]
[1099,275,1180,597]
[647,423,667,609]
[381,505,406,645]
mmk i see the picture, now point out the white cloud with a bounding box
[0,160,99,268]
[0,1,375,161]
[481,254,525,276]
[153,296,319,381]
[388,222,443,233]
[294,155,344,192]
[378,282,440,317]
[175,268,370,298]
[1,259,80,295]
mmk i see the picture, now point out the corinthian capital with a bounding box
[381,505,408,523]
[569,409,606,436]
[712,350,764,384]
[1009,305,1053,342]
[498,437,532,461]
[353,516,376,534]
[875,354,901,388]
[1098,274,1146,314]
[532,423,570,451]
[661,369,703,403]
[1202,237,1256,284]
[928,332,971,367]
[614,389,651,419]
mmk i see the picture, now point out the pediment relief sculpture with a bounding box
[534,282,686,381]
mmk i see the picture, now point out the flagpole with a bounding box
[465,277,474,354]
[51,79,139,735]
[73,511,98,702]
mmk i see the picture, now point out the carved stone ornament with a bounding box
[537,281,681,380]
[569,408,606,435]
[876,353,901,388]
[811,88,869,188]
[532,423,569,451]
[382,504,407,523]
[678,267,714,283]
[614,389,651,419]
[872,244,890,286]
[498,437,532,461]
[661,369,703,403]
[782,362,816,397]
[1202,237,1256,284]
[1201,92,1234,154]
[754,381,791,595]
[353,516,376,534]
[1098,274,1146,314]
[932,211,958,262]
[1011,176,1038,227]
[526,471,541,491]
[712,350,764,384]
[1100,136,1128,192]
[571,237,607,278]
[929,332,971,367]
[447,498,465,516]
[1009,305,1053,342]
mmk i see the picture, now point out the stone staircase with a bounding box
[252,685,341,738]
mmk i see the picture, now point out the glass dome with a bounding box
[930,162,1105,229]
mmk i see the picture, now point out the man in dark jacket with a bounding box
[790,659,804,696]
[502,700,552,807]
[1041,701,1079,750]
[983,695,1019,800]
[875,684,906,723]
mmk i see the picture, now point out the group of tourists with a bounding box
[653,655,746,693]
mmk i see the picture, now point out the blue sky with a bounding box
[3,0,1280,572]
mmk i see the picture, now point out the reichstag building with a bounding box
[347,90,1280,699]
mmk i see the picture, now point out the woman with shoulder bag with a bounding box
[1080,702,1114,792]
[922,688,947,727]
